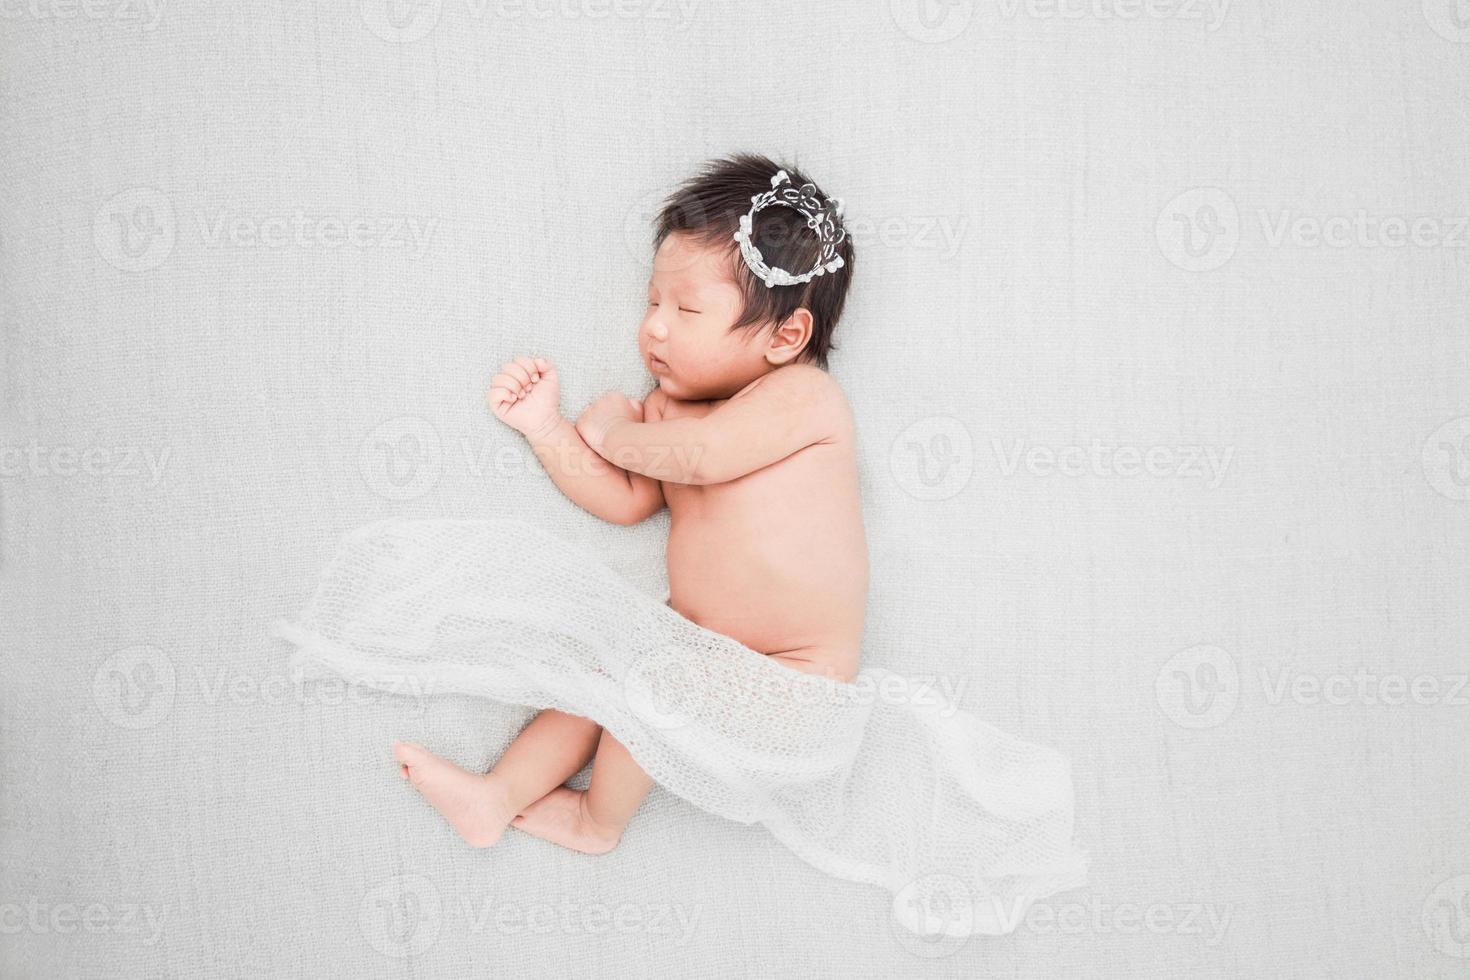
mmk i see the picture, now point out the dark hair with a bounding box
[652,153,855,370]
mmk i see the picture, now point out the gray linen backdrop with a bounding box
[2,1,1468,977]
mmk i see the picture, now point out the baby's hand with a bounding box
[487,356,560,439]
[576,390,643,454]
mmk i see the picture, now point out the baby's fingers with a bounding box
[500,360,532,387]
[487,386,517,413]
[490,371,524,394]
[513,355,541,382]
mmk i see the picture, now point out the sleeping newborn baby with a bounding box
[393,154,865,854]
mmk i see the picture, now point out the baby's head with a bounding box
[642,154,855,400]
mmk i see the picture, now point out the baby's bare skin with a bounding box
[649,378,868,680]
[395,231,867,854]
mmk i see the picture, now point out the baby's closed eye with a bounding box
[647,299,701,314]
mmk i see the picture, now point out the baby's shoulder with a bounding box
[760,363,854,430]
[716,364,855,453]
[738,362,845,403]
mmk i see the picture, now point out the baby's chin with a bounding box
[653,373,692,400]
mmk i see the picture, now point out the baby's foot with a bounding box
[511,787,622,855]
[392,741,516,849]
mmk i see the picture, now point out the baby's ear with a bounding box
[765,309,814,365]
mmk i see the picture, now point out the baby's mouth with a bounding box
[649,354,670,373]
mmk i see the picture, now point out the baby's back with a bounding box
[652,372,868,681]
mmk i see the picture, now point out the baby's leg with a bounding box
[511,729,653,855]
[393,709,599,848]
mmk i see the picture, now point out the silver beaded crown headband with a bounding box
[731,170,847,288]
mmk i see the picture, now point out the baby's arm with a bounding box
[488,356,663,526]
[587,363,848,486]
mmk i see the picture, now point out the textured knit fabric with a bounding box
[273,517,1091,937]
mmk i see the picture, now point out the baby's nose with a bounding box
[645,320,668,342]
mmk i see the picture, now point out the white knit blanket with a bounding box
[272,518,1089,937]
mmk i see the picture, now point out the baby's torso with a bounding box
[654,389,869,680]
